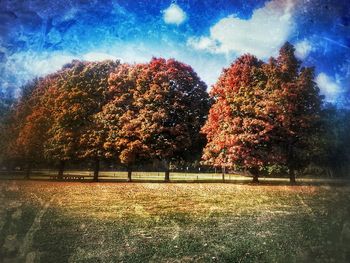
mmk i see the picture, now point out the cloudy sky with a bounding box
[0,0,349,105]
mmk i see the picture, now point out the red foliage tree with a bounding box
[135,58,210,181]
[202,43,322,183]
[102,58,210,181]
[202,54,281,182]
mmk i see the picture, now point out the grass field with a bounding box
[0,180,350,262]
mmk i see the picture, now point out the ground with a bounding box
[0,179,349,262]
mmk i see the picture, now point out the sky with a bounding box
[0,0,349,106]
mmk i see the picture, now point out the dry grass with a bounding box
[0,180,350,262]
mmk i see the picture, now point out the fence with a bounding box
[0,169,248,182]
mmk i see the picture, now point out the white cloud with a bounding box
[1,51,121,95]
[1,51,77,94]
[187,37,218,52]
[11,52,76,76]
[316,73,341,103]
[163,3,186,25]
[1,42,225,96]
[295,39,313,59]
[188,0,296,58]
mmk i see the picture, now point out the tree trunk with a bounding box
[25,162,31,179]
[327,168,333,178]
[250,168,259,183]
[164,160,170,182]
[222,166,225,182]
[165,170,170,182]
[127,165,132,182]
[289,167,296,184]
[252,173,259,183]
[93,158,99,182]
[58,160,65,179]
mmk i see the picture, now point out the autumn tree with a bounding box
[43,64,77,178]
[75,60,120,181]
[1,74,62,178]
[269,42,322,183]
[135,58,210,181]
[46,60,119,181]
[0,90,14,167]
[14,77,56,177]
[202,54,280,182]
[102,58,210,181]
[202,43,322,183]
[4,80,43,175]
[101,63,147,181]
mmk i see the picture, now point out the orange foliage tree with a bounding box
[5,79,45,176]
[100,63,146,181]
[14,77,56,177]
[46,60,119,180]
[102,58,210,181]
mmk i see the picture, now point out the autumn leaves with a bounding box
[100,58,210,181]
[2,42,322,183]
[5,58,210,181]
[202,43,322,183]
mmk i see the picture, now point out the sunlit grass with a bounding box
[0,180,349,262]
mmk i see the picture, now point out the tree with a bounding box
[75,60,120,181]
[43,63,80,178]
[46,60,119,181]
[201,54,280,182]
[101,63,147,182]
[135,58,210,181]
[102,58,210,181]
[311,105,350,177]
[0,90,14,167]
[14,77,55,177]
[202,43,322,183]
[4,80,42,175]
[270,42,322,183]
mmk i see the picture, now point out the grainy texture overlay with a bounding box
[0,180,349,262]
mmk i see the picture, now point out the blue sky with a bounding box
[0,0,349,106]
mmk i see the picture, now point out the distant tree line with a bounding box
[0,43,349,183]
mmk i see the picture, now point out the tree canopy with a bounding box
[0,44,346,183]
[201,43,323,182]
[45,60,120,180]
[102,58,210,180]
